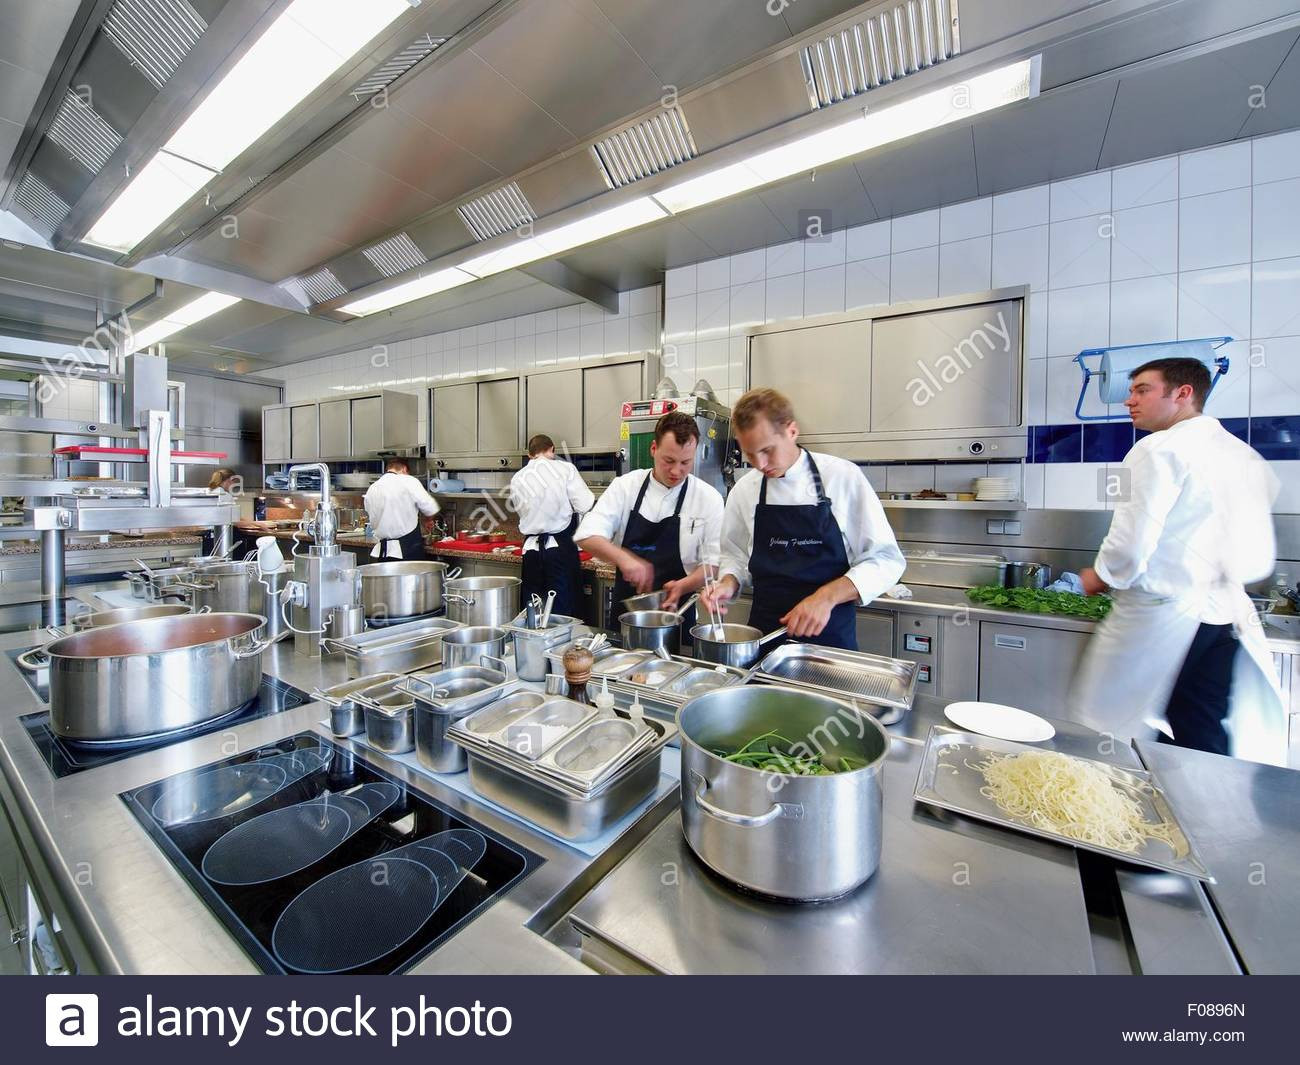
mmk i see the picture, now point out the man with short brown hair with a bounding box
[577,410,723,611]
[701,387,904,649]
[509,434,594,615]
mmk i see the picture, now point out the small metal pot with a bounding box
[1003,561,1051,589]
[324,605,364,642]
[689,623,786,669]
[678,685,889,902]
[443,575,521,628]
[360,560,453,619]
[440,626,508,667]
[357,678,416,754]
[619,610,683,655]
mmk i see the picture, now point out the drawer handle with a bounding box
[993,634,1027,650]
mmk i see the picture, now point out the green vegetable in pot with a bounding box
[965,585,1113,621]
[713,731,863,775]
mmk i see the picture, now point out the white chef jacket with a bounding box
[363,472,439,541]
[1094,415,1278,623]
[575,469,723,572]
[509,457,595,552]
[718,450,905,605]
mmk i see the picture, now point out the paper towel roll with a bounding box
[428,477,466,493]
[1098,341,1220,404]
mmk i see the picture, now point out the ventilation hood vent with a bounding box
[362,233,427,278]
[13,174,71,230]
[286,267,348,305]
[350,34,447,100]
[800,0,961,110]
[46,92,122,172]
[102,0,207,90]
[456,182,536,242]
[591,106,698,189]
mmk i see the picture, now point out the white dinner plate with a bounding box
[943,701,1056,742]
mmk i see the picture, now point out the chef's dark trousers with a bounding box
[1160,622,1238,756]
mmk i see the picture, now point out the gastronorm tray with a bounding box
[311,671,405,737]
[322,616,462,676]
[754,643,919,714]
[912,726,1213,881]
[399,665,515,716]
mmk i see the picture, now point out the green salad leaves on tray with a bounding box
[965,585,1113,621]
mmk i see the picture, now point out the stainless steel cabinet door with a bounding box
[289,404,318,460]
[380,390,418,448]
[583,362,642,447]
[262,406,289,462]
[856,610,895,657]
[477,378,520,452]
[350,396,383,455]
[748,320,872,436]
[433,383,477,453]
[318,399,350,456]
[526,368,583,448]
[977,622,1090,717]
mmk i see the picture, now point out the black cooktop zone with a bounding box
[121,733,541,975]
[0,598,91,635]
[20,676,312,779]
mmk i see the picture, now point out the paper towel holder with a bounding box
[1072,336,1231,421]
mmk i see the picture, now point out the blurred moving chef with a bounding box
[1070,357,1284,765]
[509,434,594,617]
[576,411,723,611]
[700,388,904,650]
[363,457,439,561]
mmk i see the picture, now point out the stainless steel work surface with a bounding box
[566,738,1097,974]
[1136,740,1300,974]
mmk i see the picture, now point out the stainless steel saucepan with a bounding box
[689,622,787,668]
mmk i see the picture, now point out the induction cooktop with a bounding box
[0,598,91,634]
[121,732,542,974]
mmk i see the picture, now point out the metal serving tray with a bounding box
[912,726,1213,881]
[399,665,514,716]
[491,698,598,761]
[322,616,462,676]
[754,643,919,714]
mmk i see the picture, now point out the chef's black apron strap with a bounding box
[610,472,690,610]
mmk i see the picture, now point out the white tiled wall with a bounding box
[277,286,661,443]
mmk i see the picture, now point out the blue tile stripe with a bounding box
[1027,417,1258,462]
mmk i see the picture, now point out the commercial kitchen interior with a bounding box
[0,0,1297,976]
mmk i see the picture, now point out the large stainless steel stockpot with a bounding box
[30,613,272,744]
[677,685,889,902]
[165,560,262,615]
[360,560,453,618]
[442,576,520,628]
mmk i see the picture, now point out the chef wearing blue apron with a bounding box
[577,411,724,618]
[703,388,905,650]
[510,435,594,617]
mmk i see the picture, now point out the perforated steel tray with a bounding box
[753,643,919,712]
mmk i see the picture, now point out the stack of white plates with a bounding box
[973,476,1016,501]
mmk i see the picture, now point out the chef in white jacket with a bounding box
[509,434,594,616]
[700,388,905,650]
[1071,357,1284,764]
[363,458,439,561]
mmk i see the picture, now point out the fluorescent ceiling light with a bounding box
[85,0,410,251]
[653,58,1037,214]
[338,267,477,317]
[125,291,240,353]
[84,151,216,252]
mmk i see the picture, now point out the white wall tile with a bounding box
[935,463,988,492]
[729,281,765,335]
[846,219,890,260]
[890,246,938,302]
[938,235,991,296]
[629,312,658,352]
[1252,256,1300,339]
[1251,337,1300,417]
[556,327,579,363]
[665,264,697,297]
[1111,201,1177,280]
[1023,463,1046,508]
[664,293,696,343]
[1180,141,1251,197]
[556,305,580,330]
[804,228,847,270]
[696,338,729,394]
[1110,275,1177,346]
[804,264,846,316]
[992,225,1049,291]
[579,323,604,359]
[695,286,730,340]
[764,272,804,321]
[730,247,767,286]
[1112,156,1179,209]
[993,184,1049,231]
[604,316,630,356]
[862,465,886,491]
[1254,129,1300,184]
[891,209,939,251]
[514,331,537,368]
[696,256,730,292]
[1206,340,1250,419]
[1179,188,1251,270]
[728,335,748,394]
[886,465,935,492]
[665,341,696,391]
[940,197,992,242]
[1045,355,1086,422]
[1177,264,1251,339]
[1025,356,1047,423]
[1271,461,1300,515]
[766,240,805,277]
[1044,463,1108,510]
[630,286,658,316]
[1253,177,1300,262]
[1050,173,1110,220]
[1047,283,1110,356]
[846,256,890,310]
[1049,215,1111,288]
[579,302,605,326]
[534,330,557,365]
[1027,291,1049,359]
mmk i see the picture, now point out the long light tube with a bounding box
[125,291,241,353]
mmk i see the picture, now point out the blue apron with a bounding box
[610,472,689,608]
[746,450,857,650]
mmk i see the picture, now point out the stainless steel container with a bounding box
[901,550,1008,589]
[357,678,416,754]
[619,610,683,655]
[360,560,453,618]
[506,616,577,681]
[68,604,192,629]
[166,560,262,615]
[440,625,508,667]
[321,616,461,677]
[677,685,889,902]
[689,623,784,668]
[27,613,272,745]
[408,671,525,773]
[1003,561,1052,589]
[323,605,364,642]
[312,672,404,737]
[443,576,520,628]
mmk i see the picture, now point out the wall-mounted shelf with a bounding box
[881,498,1026,511]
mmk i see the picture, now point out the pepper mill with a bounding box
[562,645,595,705]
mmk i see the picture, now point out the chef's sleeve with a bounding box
[409,477,439,517]
[575,476,626,543]
[566,464,596,517]
[716,482,755,590]
[1094,445,1182,590]
[842,472,906,604]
